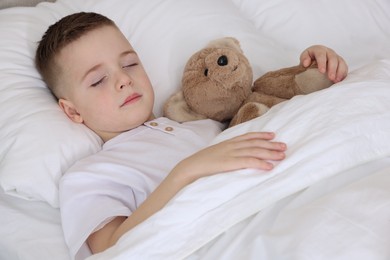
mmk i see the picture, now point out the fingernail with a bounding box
[266,163,274,170]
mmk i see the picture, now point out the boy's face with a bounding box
[56,25,155,141]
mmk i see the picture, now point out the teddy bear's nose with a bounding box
[217,55,228,66]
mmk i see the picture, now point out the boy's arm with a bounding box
[87,132,286,254]
[300,45,349,83]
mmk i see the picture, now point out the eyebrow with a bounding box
[81,50,137,82]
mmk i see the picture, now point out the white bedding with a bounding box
[1,0,390,259]
[88,61,390,260]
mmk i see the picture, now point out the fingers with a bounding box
[300,45,349,83]
[334,56,348,82]
[234,143,286,162]
[238,147,285,162]
[225,132,287,170]
[300,51,312,68]
[179,132,287,181]
[231,131,276,141]
[322,48,348,82]
[223,149,285,171]
[300,45,329,72]
[229,132,286,151]
[229,157,276,171]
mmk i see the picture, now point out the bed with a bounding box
[1,0,390,259]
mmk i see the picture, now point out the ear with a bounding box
[58,98,84,124]
[163,91,207,122]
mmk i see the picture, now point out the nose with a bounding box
[117,71,133,90]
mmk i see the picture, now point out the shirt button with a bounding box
[165,127,174,132]
[150,122,158,126]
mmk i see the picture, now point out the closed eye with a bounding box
[123,63,138,68]
[91,77,105,87]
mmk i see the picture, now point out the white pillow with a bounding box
[0,3,103,208]
[0,0,286,207]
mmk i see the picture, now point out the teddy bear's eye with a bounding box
[204,68,209,77]
[217,55,228,66]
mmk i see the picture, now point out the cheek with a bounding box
[80,101,111,131]
[142,76,155,99]
[77,91,112,117]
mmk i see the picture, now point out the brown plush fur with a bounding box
[164,37,333,127]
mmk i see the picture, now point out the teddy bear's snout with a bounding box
[217,55,228,66]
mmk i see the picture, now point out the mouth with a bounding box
[121,93,142,107]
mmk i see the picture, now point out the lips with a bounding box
[121,93,142,107]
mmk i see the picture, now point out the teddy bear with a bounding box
[163,37,333,127]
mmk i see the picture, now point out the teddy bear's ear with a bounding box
[163,91,207,122]
[205,37,243,53]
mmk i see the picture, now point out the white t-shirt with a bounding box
[59,117,223,259]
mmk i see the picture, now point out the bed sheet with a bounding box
[189,159,390,260]
[0,0,390,259]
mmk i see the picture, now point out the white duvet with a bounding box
[88,61,390,260]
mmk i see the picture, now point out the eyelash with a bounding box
[123,63,138,68]
[91,77,105,87]
[90,64,138,87]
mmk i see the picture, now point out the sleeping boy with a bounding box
[35,12,348,259]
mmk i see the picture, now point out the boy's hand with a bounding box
[172,132,287,184]
[300,45,348,83]
[89,131,287,254]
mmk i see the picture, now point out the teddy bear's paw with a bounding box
[229,102,269,127]
[295,68,333,94]
[163,91,207,122]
